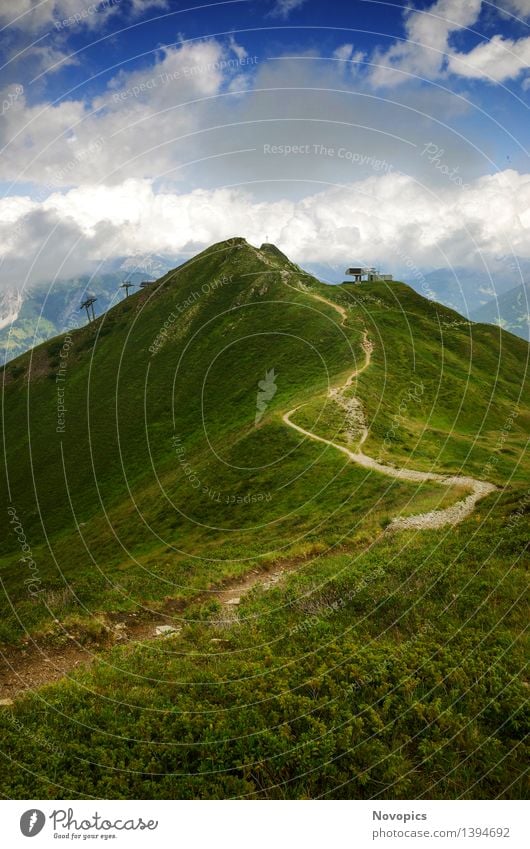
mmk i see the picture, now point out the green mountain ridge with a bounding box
[0,237,528,799]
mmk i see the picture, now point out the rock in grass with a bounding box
[154,624,181,637]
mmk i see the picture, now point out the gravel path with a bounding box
[0,259,497,702]
[280,280,496,531]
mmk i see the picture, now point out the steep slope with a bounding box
[293,279,530,482]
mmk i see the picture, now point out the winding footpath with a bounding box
[281,279,496,531]
[0,264,497,703]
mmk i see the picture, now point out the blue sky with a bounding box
[0,0,528,286]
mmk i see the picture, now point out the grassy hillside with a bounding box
[0,238,528,799]
[295,279,530,482]
[0,238,468,644]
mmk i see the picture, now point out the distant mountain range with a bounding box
[303,258,530,341]
[421,262,530,319]
[471,282,530,341]
[0,255,177,361]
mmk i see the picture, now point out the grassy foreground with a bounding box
[0,489,527,799]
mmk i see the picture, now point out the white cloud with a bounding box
[370,0,530,86]
[0,0,114,32]
[371,0,483,86]
[0,17,527,298]
[1,169,528,288]
[269,0,307,20]
[0,39,251,186]
[333,44,366,65]
[23,43,79,75]
[0,0,166,32]
[129,0,168,12]
[334,44,354,62]
[448,34,530,82]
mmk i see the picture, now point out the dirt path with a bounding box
[0,556,308,703]
[282,275,349,326]
[280,281,496,531]
[0,261,496,703]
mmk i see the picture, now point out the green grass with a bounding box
[0,490,527,799]
[1,238,482,643]
[0,237,528,799]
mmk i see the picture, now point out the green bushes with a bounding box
[0,497,527,799]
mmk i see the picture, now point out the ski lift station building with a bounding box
[345,266,393,283]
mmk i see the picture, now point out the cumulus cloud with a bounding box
[370,0,530,86]
[448,34,530,82]
[0,0,166,33]
[371,0,483,86]
[0,39,255,186]
[1,170,528,288]
[228,34,248,63]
